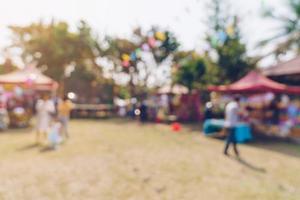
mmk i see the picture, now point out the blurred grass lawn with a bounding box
[0,119,300,200]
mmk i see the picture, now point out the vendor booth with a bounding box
[0,67,58,91]
[0,67,58,128]
[156,84,201,122]
[206,71,300,141]
[208,71,300,94]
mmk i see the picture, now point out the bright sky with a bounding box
[0,0,286,66]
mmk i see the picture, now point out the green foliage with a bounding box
[173,53,210,91]
[173,0,254,90]
[9,20,101,82]
[117,86,131,99]
[0,58,18,74]
[206,0,254,84]
[102,27,180,95]
[214,22,253,82]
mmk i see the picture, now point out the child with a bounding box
[48,119,63,150]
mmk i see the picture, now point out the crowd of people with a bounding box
[0,85,75,150]
[115,92,201,123]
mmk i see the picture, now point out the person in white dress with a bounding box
[35,93,55,144]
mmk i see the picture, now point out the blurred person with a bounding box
[269,96,281,124]
[139,101,148,123]
[48,117,63,150]
[224,96,240,157]
[204,102,214,120]
[35,93,55,145]
[58,95,74,139]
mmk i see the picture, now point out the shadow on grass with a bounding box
[18,144,57,153]
[248,141,300,159]
[40,146,55,153]
[233,156,266,173]
[245,134,300,159]
[204,132,300,160]
[17,143,39,151]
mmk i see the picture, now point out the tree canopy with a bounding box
[6,0,299,99]
[101,27,179,95]
[206,0,255,84]
[10,20,101,78]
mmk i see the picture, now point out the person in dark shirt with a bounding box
[139,101,148,123]
[269,97,280,124]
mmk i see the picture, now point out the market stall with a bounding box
[207,71,300,141]
[0,67,58,91]
[156,84,201,122]
[208,71,300,94]
[0,67,58,128]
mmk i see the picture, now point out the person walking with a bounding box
[224,96,240,156]
[58,95,74,139]
[35,93,55,145]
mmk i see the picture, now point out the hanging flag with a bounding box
[142,43,150,51]
[122,54,131,62]
[135,48,142,58]
[226,25,235,37]
[130,52,137,61]
[218,31,227,43]
[210,36,218,48]
[155,32,166,41]
[148,37,156,48]
[122,60,130,67]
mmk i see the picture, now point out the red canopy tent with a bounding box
[208,71,300,94]
[0,67,58,91]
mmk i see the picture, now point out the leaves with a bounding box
[9,20,101,82]
[260,0,300,57]
[206,1,254,84]
[102,27,179,93]
[173,53,210,91]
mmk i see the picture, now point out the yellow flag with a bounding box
[122,54,131,62]
[155,32,166,41]
[226,25,234,37]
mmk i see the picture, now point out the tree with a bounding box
[0,58,18,74]
[102,27,180,96]
[173,51,215,91]
[259,0,300,57]
[9,20,102,95]
[206,0,254,84]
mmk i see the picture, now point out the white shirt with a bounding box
[36,99,55,132]
[225,101,239,128]
[36,99,55,118]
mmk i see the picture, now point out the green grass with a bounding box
[0,119,299,199]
